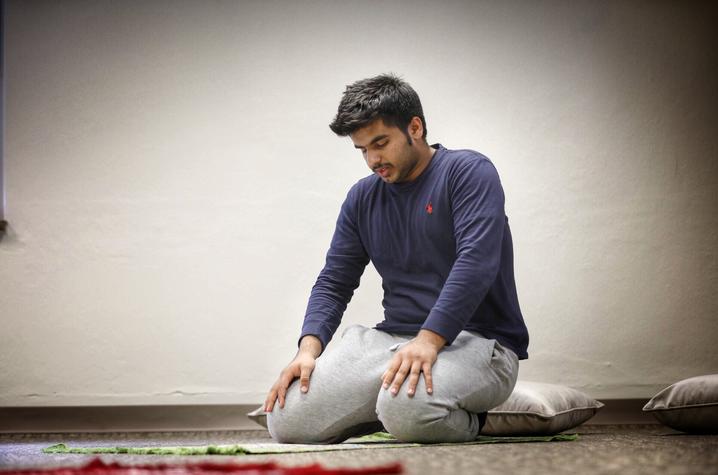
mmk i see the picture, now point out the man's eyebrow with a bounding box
[354,134,389,149]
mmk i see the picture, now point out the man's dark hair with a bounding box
[329,74,427,141]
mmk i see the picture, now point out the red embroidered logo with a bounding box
[425,202,433,214]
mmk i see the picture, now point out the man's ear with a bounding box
[408,116,424,141]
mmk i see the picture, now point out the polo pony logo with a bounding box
[425,202,433,214]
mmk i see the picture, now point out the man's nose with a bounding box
[366,150,381,167]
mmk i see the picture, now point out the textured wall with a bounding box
[1,0,716,405]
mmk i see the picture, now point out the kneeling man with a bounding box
[264,74,529,444]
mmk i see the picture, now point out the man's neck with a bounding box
[404,142,436,182]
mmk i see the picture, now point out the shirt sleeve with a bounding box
[421,157,506,344]
[300,185,369,352]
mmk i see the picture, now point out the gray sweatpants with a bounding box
[267,324,519,444]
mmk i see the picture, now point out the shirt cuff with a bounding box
[299,321,331,354]
[421,308,464,346]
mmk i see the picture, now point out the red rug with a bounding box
[0,458,403,475]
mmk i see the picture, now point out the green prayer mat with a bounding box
[43,432,578,456]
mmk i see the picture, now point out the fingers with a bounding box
[277,369,297,408]
[277,383,287,409]
[299,364,313,393]
[422,361,433,394]
[264,388,277,413]
[263,381,285,413]
[381,341,438,397]
[389,360,411,395]
[382,359,399,390]
[263,372,294,412]
[389,361,433,397]
[264,358,316,412]
[406,361,422,397]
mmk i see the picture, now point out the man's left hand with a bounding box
[381,329,446,397]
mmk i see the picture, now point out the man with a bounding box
[264,74,529,444]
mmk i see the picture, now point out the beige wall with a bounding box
[1,0,716,406]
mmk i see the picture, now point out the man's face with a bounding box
[350,119,424,184]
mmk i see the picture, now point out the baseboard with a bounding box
[0,404,262,433]
[586,398,658,425]
[0,399,657,433]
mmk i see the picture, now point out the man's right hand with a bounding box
[264,335,322,413]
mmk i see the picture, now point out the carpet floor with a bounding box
[1,425,716,475]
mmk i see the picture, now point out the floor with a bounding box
[1,425,717,474]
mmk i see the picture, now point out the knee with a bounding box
[375,389,473,443]
[267,406,332,444]
[267,406,306,444]
[266,386,329,444]
[268,381,362,444]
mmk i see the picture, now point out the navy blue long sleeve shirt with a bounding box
[301,144,529,359]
